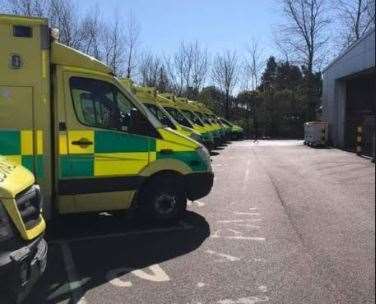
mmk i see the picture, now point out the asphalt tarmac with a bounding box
[21,140,375,304]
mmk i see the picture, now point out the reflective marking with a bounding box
[205,250,241,262]
[60,242,87,304]
[107,264,170,288]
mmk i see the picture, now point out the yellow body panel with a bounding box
[0,156,46,240]
[94,152,149,176]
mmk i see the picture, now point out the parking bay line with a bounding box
[51,220,194,244]
[60,241,87,304]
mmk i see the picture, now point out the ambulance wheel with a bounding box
[139,174,187,221]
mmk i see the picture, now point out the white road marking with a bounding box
[258,285,267,292]
[132,264,170,282]
[107,264,170,288]
[217,296,269,304]
[106,268,133,287]
[60,242,87,304]
[205,250,241,262]
[233,212,261,216]
[197,282,206,288]
[242,159,251,192]
[223,236,266,241]
[211,230,265,241]
[227,228,243,235]
[217,219,262,224]
[233,224,261,229]
[249,208,258,211]
[52,221,192,244]
[47,278,90,301]
[187,200,206,207]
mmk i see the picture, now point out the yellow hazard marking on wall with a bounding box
[37,130,43,155]
[21,130,33,155]
[94,152,149,176]
[67,130,94,154]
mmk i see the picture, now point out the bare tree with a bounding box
[211,50,239,119]
[79,6,103,59]
[275,0,330,73]
[4,0,47,16]
[244,39,264,90]
[138,51,162,86]
[191,41,209,96]
[48,0,81,49]
[164,41,208,97]
[124,11,141,79]
[165,44,186,95]
[334,0,375,47]
[102,13,126,76]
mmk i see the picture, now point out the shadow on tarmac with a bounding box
[25,211,210,304]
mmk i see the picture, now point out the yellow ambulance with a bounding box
[0,14,213,222]
[158,93,215,149]
[120,82,203,144]
[0,156,47,302]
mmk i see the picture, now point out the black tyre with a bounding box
[138,174,187,221]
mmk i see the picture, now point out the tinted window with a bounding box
[145,104,176,130]
[70,77,157,137]
[182,110,203,126]
[195,111,211,124]
[13,25,32,37]
[164,107,193,128]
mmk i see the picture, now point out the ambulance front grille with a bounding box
[15,185,42,229]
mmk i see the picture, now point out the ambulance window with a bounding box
[164,107,193,128]
[70,77,159,137]
[70,77,121,130]
[145,104,176,130]
[13,25,32,37]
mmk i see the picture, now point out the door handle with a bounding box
[71,138,93,146]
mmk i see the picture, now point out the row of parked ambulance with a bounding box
[0,14,244,302]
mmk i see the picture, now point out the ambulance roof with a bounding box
[51,42,112,74]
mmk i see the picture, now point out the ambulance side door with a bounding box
[58,72,155,213]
